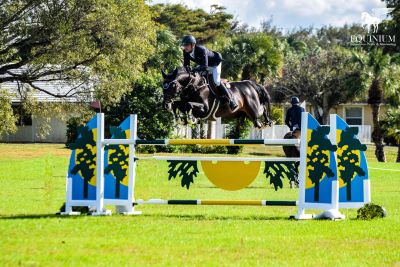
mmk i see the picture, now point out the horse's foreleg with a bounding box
[186,102,209,118]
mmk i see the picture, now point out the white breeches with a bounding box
[207,63,222,86]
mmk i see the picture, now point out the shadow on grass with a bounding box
[140,213,294,221]
[0,213,294,221]
[0,213,84,220]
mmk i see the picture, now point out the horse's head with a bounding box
[161,67,191,110]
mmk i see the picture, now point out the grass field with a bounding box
[0,143,399,266]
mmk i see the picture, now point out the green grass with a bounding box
[0,143,399,266]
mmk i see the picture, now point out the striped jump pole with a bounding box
[103,138,300,146]
[153,156,301,162]
[135,199,298,206]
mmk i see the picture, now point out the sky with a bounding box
[150,0,388,31]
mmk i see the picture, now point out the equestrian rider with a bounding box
[285,96,305,135]
[181,35,238,111]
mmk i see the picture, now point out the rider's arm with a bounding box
[285,109,291,128]
[183,51,190,67]
[203,50,208,68]
[196,46,208,69]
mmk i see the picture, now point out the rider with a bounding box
[285,96,305,133]
[181,35,238,111]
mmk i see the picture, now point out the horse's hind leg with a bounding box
[250,108,268,128]
[263,107,273,127]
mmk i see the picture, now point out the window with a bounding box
[345,107,362,125]
[12,105,32,126]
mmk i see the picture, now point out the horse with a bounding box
[161,67,272,128]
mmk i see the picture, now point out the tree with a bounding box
[106,71,174,142]
[379,0,400,54]
[381,108,400,162]
[315,24,366,49]
[272,47,366,124]
[105,30,182,144]
[353,49,398,162]
[0,89,17,137]
[220,32,284,83]
[145,30,182,72]
[151,4,234,44]
[0,0,156,105]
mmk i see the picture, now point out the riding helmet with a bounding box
[181,35,196,45]
[291,96,300,104]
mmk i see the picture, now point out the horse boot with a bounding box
[218,83,238,112]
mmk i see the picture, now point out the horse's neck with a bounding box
[183,75,211,101]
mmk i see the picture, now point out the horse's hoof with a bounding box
[254,121,262,129]
[264,120,274,127]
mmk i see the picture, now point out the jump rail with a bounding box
[103,138,300,146]
[153,156,301,162]
[135,199,298,206]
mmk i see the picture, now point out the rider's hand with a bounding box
[193,65,207,72]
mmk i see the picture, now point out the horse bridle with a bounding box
[163,72,208,100]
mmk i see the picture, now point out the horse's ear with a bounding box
[161,68,167,79]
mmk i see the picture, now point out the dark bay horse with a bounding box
[161,67,272,128]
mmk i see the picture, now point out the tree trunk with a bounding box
[312,103,323,124]
[371,103,386,162]
[397,145,400,163]
[321,108,330,125]
[322,92,330,125]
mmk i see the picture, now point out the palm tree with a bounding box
[353,49,395,162]
[381,109,400,162]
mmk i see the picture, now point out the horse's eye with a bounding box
[163,83,169,90]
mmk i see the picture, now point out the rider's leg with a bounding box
[212,64,238,111]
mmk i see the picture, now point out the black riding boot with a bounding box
[218,83,238,111]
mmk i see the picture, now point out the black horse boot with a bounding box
[218,83,238,111]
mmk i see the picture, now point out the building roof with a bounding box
[0,65,93,103]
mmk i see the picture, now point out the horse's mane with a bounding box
[175,67,202,80]
[164,66,202,82]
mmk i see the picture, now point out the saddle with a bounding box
[205,73,231,97]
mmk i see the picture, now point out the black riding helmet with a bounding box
[291,96,300,105]
[181,35,196,45]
